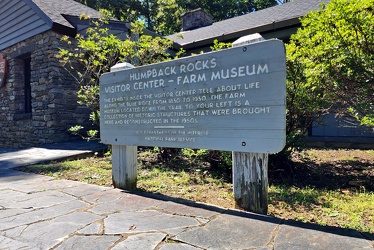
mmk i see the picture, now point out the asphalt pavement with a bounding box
[0,141,373,249]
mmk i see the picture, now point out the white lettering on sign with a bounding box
[100,40,286,153]
[105,84,131,93]
[177,73,207,85]
[179,58,217,73]
[133,79,165,90]
[130,66,177,80]
[211,64,268,80]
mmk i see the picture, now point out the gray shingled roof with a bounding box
[167,0,330,48]
[31,0,101,29]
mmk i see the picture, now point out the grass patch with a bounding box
[15,148,374,234]
[268,185,374,233]
[16,156,112,187]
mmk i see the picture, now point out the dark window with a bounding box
[24,57,32,113]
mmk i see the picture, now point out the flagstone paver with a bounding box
[104,210,201,235]
[174,212,281,249]
[56,235,120,250]
[111,233,167,250]
[275,222,373,250]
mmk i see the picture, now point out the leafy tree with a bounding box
[284,43,332,154]
[58,11,174,139]
[75,0,282,34]
[287,0,374,128]
[254,0,278,10]
[155,0,281,34]
[154,0,184,35]
[75,0,139,22]
[210,39,232,51]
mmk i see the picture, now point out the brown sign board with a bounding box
[0,55,7,88]
[100,40,286,153]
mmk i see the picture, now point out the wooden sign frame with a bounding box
[100,40,286,153]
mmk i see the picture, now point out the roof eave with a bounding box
[51,22,77,37]
[174,16,302,50]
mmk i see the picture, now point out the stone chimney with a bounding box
[181,8,213,31]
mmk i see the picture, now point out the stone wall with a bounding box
[0,30,91,148]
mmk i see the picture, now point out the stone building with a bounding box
[0,0,129,148]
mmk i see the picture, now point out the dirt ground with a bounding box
[270,149,374,191]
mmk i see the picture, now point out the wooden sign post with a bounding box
[110,63,138,190]
[100,39,286,214]
[232,34,269,214]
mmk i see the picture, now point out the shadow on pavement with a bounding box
[128,189,374,241]
[0,169,49,182]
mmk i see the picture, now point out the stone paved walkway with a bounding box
[0,141,373,249]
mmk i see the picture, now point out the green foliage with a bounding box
[210,39,232,51]
[220,151,233,166]
[181,148,209,158]
[68,125,84,136]
[154,0,184,35]
[75,0,145,23]
[67,111,100,141]
[174,0,279,22]
[279,0,374,157]
[133,26,174,65]
[59,12,123,112]
[287,0,374,127]
[284,41,332,153]
[76,0,282,35]
[59,10,173,139]
[254,0,278,10]
[87,129,99,138]
[269,185,374,233]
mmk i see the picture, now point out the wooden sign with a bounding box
[0,55,7,88]
[100,40,286,153]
